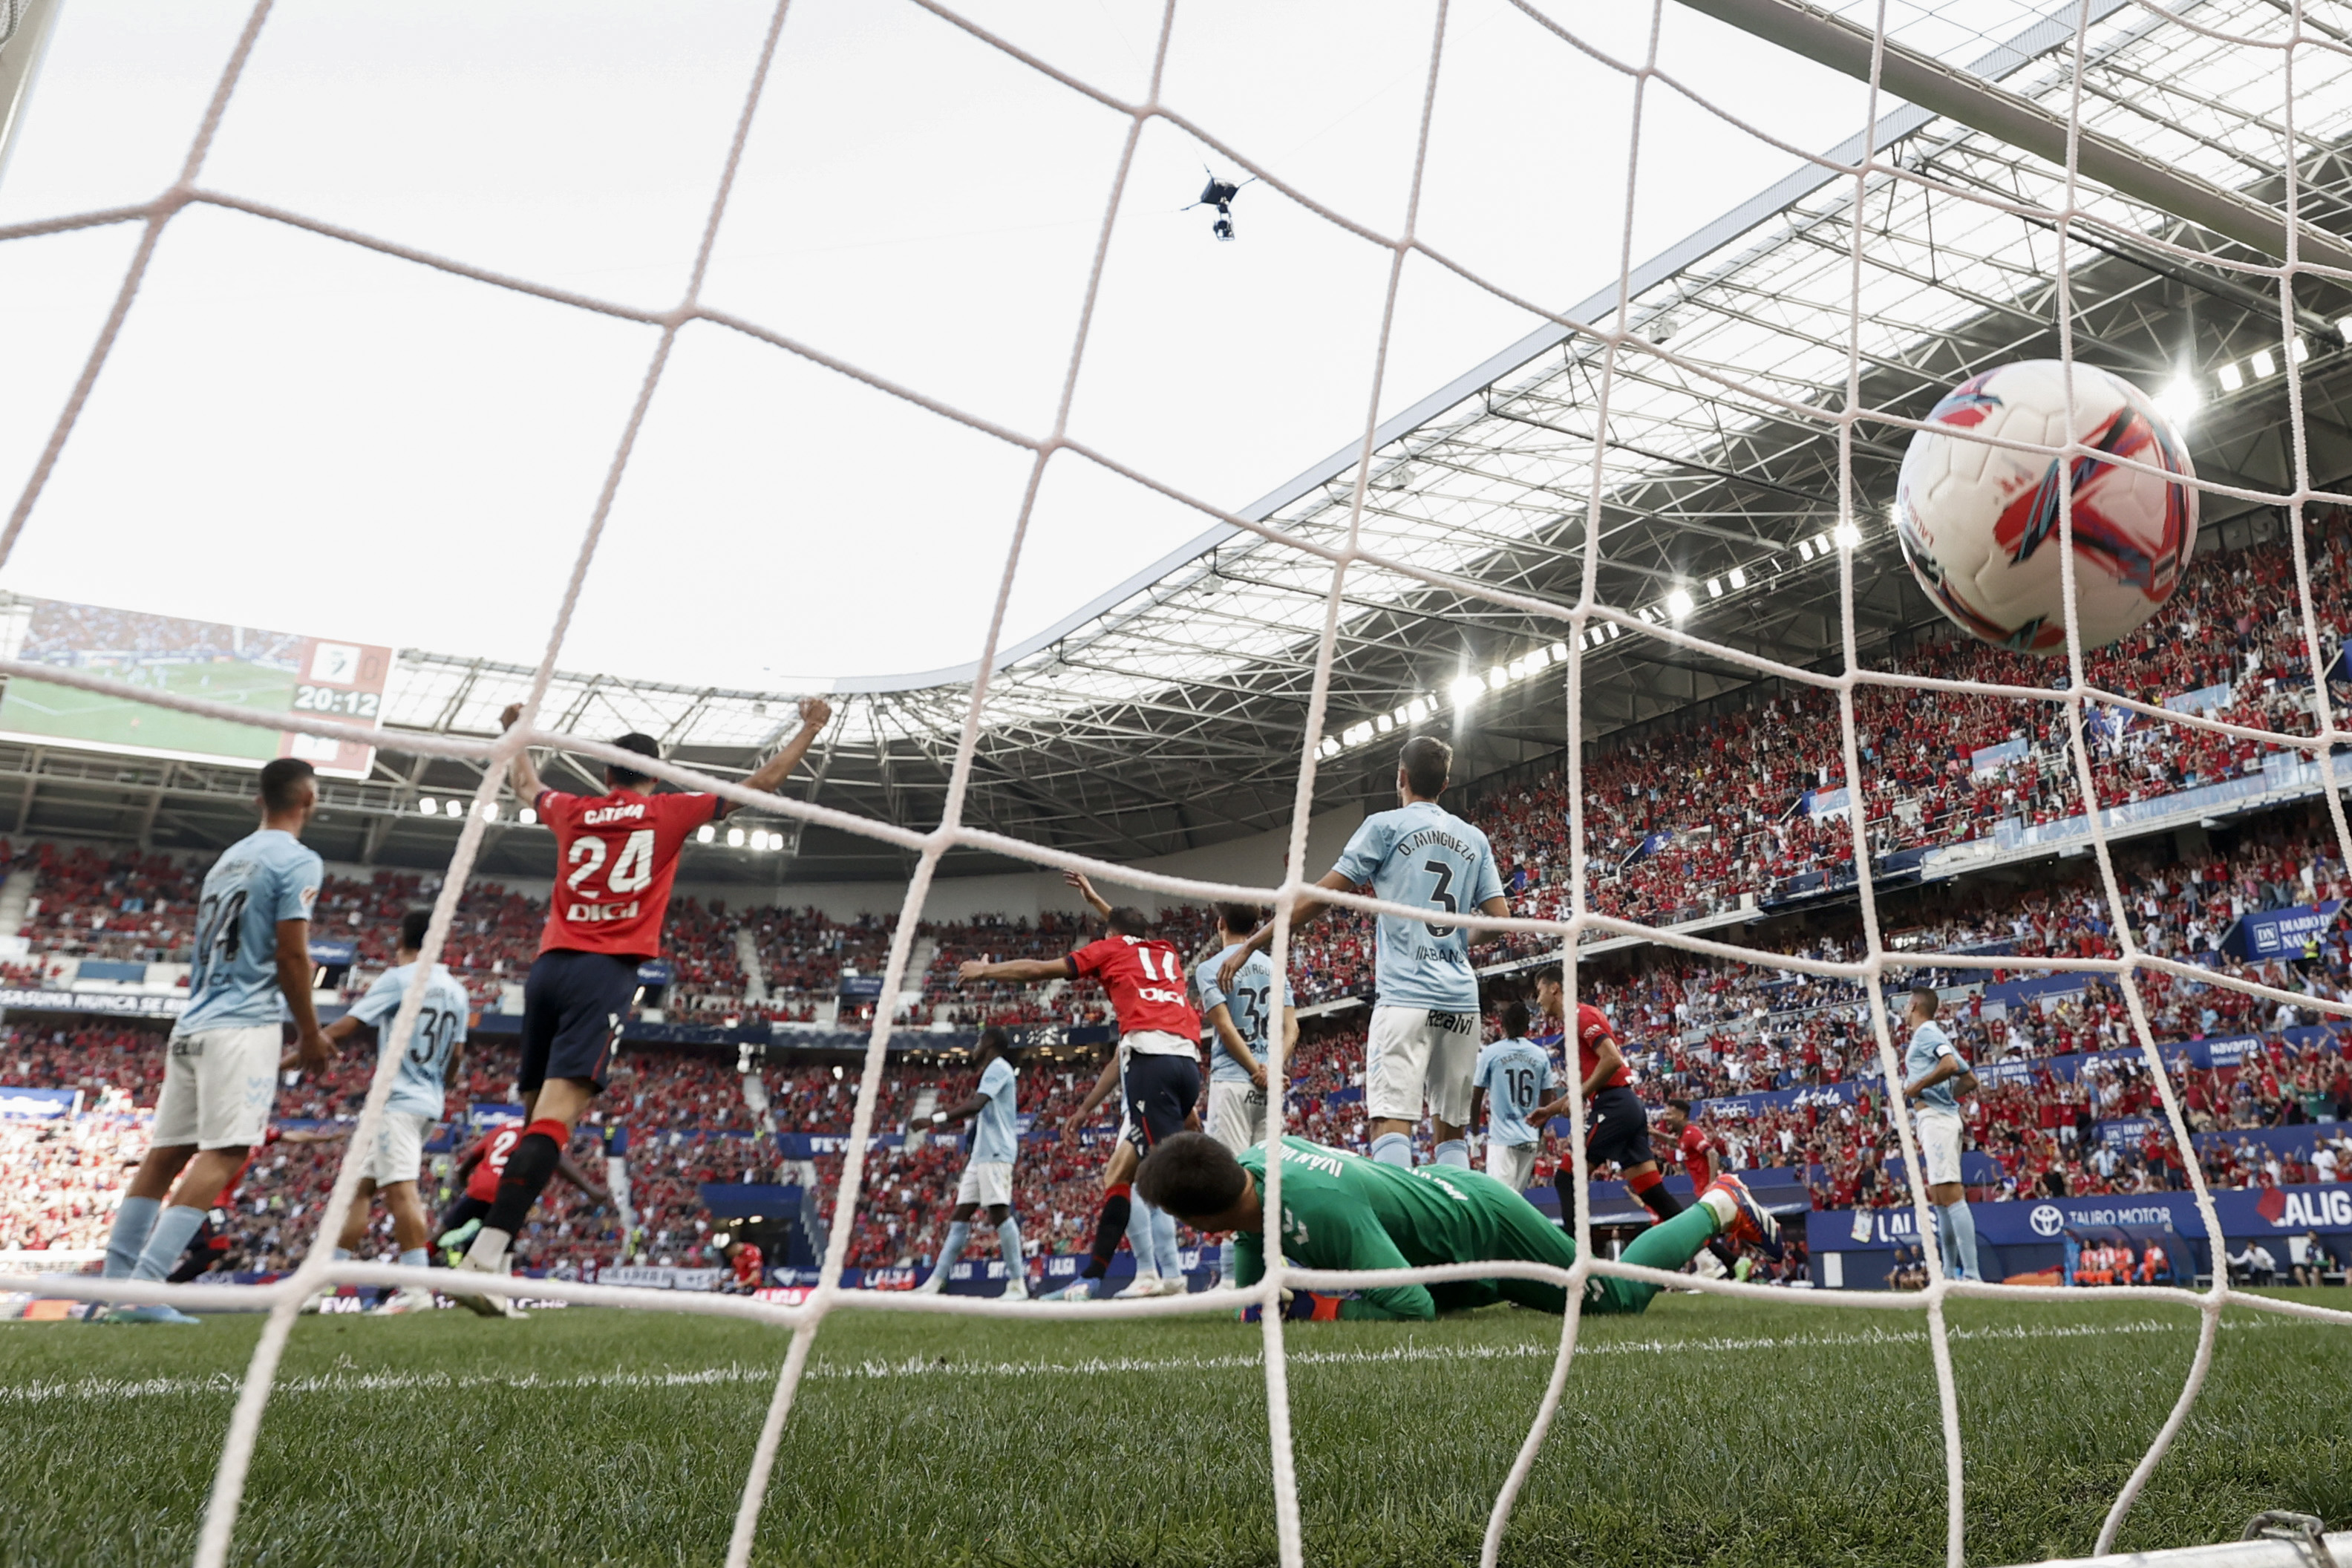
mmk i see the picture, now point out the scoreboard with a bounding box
[0,593,391,779]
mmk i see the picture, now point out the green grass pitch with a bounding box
[1,1292,2346,1567]
[0,661,295,761]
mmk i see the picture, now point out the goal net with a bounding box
[3,1,2351,1566]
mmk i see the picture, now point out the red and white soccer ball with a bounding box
[1892,359,2197,655]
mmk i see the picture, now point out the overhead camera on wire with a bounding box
[1190,172,1248,241]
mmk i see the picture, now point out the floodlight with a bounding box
[1665,588,1695,620]
[1448,674,1484,707]
[2154,377,2200,431]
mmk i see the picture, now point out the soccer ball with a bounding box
[1892,359,2196,654]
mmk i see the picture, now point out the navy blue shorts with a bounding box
[1583,1084,1656,1172]
[520,949,641,1094]
[1120,1051,1201,1153]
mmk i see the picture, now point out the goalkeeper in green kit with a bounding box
[1135,1131,1780,1321]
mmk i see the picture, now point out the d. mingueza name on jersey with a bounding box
[1396,826,1480,863]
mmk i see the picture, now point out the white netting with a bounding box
[7,2,2352,1566]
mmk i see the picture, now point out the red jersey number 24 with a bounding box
[569,829,656,901]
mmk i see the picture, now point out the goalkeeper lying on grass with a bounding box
[1134,1131,1780,1321]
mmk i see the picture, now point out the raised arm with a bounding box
[958,957,1076,985]
[721,696,835,818]
[1221,869,1354,991]
[496,702,546,803]
[1064,869,1113,919]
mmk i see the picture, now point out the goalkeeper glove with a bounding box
[1240,1291,1346,1323]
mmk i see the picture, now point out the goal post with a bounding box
[0,0,63,194]
[1,0,2351,1564]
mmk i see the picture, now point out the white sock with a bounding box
[1126,1199,1162,1277]
[465,1226,513,1269]
[104,1196,160,1281]
[131,1204,208,1283]
[994,1216,1024,1283]
[1699,1186,1738,1231]
[1151,1204,1179,1281]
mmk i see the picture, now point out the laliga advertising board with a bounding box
[1824,1185,2352,1252]
[0,592,389,778]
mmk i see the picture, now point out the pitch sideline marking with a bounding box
[0,1312,2291,1408]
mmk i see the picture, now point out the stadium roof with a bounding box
[16,0,2352,886]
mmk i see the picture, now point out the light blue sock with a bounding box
[398,1247,428,1270]
[1432,1138,1470,1169]
[1152,1204,1180,1285]
[1127,1198,1163,1275]
[1370,1132,1414,1169]
[131,1204,208,1283]
[105,1196,160,1280]
[333,1247,353,1262]
[933,1220,971,1279]
[994,1216,1024,1282]
[1944,1200,1982,1281]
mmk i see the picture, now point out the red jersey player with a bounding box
[1532,964,1680,1232]
[729,1239,765,1294]
[447,699,831,1312]
[956,869,1203,1301]
[434,1123,607,1262]
[1656,1099,1716,1188]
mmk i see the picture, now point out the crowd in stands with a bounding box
[15,512,2352,1282]
[1466,517,2352,930]
[0,1089,146,1254]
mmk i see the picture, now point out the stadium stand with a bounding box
[9,518,2352,1284]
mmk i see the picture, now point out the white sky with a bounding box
[0,0,1891,691]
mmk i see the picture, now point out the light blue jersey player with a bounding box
[1225,736,1506,1170]
[99,758,330,1322]
[914,1028,1030,1299]
[1471,1001,1563,1191]
[1898,985,1979,1281]
[321,907,472,1313]
[1198,901,1298,1154]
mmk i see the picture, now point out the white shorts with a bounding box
[1365,1004,1480,1127]
[955,1160,1013,1207]
[358,1110,432,1186]
[1915,1105,1965,1186]
[152,1025,281,1151]
[1485,1140,1538,1192]
[1206,1079,1268,1152]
